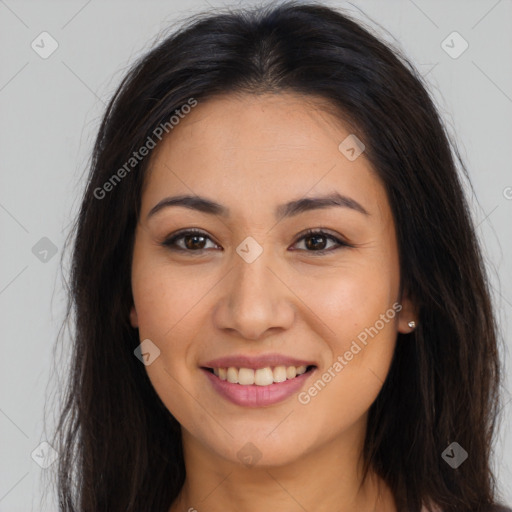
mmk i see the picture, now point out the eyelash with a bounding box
[161,228,351,255]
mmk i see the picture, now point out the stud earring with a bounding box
[408,321,416,329]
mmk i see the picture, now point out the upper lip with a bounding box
[201,353,317,370]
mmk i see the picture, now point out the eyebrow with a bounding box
[147,191,370,221]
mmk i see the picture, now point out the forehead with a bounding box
[152,92,357,161]
[142,92,388,221]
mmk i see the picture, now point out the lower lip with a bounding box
[201,367,316,407]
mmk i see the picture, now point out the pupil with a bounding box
[186,235,205,250]
[306,234,326,250]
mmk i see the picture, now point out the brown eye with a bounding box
[162,228,350,255]
[162,229,219,252]
[292,229,350,254]
[304,233,329,251]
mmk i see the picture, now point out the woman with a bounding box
[48,2,511,511]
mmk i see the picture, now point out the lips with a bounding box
[200,352,318,407]
[202,365,317,407]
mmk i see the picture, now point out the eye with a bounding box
[161,229,220,252]
[161,228,351,254]
[291,228,350,254]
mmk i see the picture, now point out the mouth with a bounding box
[201,364,317,386]
[200,364,318,407]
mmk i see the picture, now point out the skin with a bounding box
[129,92,417,512]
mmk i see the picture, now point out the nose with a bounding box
[212,249,295,341]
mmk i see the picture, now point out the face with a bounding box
[130,92,416,467]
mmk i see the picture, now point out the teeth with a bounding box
[211,364,312,386]
[296,365,307,375]
[227,367,238,384]
[255,367,273,386]
[286,366,297,379]
[238,367,255,385]
[273,366,287,383]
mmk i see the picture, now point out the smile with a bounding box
[201,365,317,407]
[206,365,314,385]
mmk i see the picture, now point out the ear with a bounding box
[130,304,139,328]
[397,289,418,334]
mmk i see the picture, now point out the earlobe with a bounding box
[397,291,418,334]
[130,305,139,328]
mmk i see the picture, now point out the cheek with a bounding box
[296,319,397,445]
[131,255,212,341]
[292,261,399,411]
[131,266,201,425]
[130,251,203,405]
[292,258,397,342]
[132,269,199,380]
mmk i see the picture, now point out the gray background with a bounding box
[0,0,511,510]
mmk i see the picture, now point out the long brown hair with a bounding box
[45,2,507,511]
